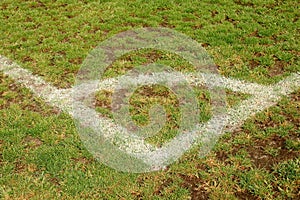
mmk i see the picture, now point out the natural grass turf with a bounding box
[0,0,299,199]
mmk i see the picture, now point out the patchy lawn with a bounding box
[0,0,299,199]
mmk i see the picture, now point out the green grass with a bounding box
[0,0,299,199]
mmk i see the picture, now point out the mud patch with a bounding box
[211,10,218,18]
[14,159,26,173]
[69,57,83,65]
[248,59,260,69]
[216,90,300,170]
[216,126,299,171]
[135,50,165,65]
[160,16,176,28]
[234,0,255,7]
[49,177,60,186]
[94,90,112,109]
[0,73,60,115]
[179,173,210,200]
[192,23,203,29]
[23,136,43,149]
[235,190,259,200]
[153,178,173,196]
[201,43,209,48]
[225,15,237,25]
[215,150,229,163]
[246,135,298,170]
[254,52,264,58]
[22,55,35,63]
[268,56,287,77]
[131,190,143,199]
[248,30,262,38]
[71,157,93,165]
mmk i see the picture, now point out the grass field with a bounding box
[0,0,299,199]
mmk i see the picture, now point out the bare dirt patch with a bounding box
[225,15,238,26]
[94,90,112,109]
[248,59,260,69]
[71,157,93,165]
[0,73,60,115]
[217,134,299,171]
[179,173,210,200]
[153,178,173,196]
[254,52,264,58]
[160,16,176,28]
[14,159,26,173]
[234,0,255,7]
[216,90,300,170]
[248,30,262,38]
[23,136,43,149]
[211,10,218,18]
[235,190,259,200]
[268,56,288,77]
[246,135,298,170]
[69,57,83,65]
[201,43,209,48]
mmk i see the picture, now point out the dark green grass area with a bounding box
[0,0,299,199]
[0,0,299,87]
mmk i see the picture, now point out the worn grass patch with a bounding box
[0,0,299,199]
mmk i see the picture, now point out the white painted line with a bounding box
[96,72,271,96]
[1,55,299,170]
[0,55,155,154]
[0,55,72,110]
[137,73,300,164]
[224,73,300,132]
